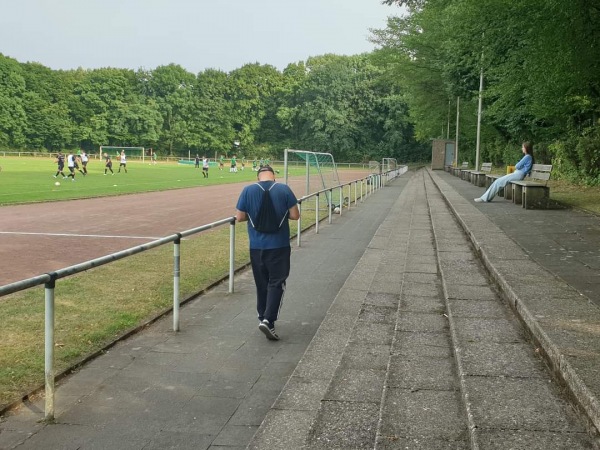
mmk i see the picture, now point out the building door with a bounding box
[445,142,454,166]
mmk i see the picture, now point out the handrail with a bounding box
[0,166,406,421]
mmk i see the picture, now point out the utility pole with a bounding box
[454,96,460,167]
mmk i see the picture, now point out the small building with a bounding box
[431,139,455,170]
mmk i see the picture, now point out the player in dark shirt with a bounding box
[54,152,66,178]
[104,153,114,175]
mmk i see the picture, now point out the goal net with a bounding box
[381,158,398,172]
[284,149,340,208]
[99,146,145,162]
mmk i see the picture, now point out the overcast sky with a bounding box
[0,0,403,74]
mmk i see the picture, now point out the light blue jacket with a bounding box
[515,154,533,175]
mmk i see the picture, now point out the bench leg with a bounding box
[523,187,550,209]
[513,184,523,205]
[504,183,513,201]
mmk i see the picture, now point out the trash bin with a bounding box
[506,165,515,174]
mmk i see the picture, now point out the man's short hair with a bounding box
[257,165,274,175]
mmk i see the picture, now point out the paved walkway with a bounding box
[1,168,599,449]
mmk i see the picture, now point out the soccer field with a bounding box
[0,157,297,206]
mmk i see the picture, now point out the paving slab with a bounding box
[465,376,585,432]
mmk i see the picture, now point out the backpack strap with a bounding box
[255,181,277,191]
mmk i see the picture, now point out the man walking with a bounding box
[235,165,300,340]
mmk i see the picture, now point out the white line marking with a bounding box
[0,231,163,240]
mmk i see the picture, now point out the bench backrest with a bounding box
[480,162,492,172]
[460,161,469,169]
[527,164,553,184]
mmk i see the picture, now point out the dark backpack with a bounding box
[251,182,287,233]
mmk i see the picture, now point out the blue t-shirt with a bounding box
[515,154,533,175]
[236,181,298,250]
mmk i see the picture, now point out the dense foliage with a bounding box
[0,53,426,163]
[374,0,600,184]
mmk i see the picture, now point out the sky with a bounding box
[0,0,403,74]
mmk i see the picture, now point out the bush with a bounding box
[576,132,600,185]
[549,132,600,186]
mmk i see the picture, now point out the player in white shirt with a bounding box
[118,150,128,173]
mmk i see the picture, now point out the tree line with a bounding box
[375,0,600,184]
[0,52,426,163]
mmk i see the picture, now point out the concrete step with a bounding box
[248,170,596,449]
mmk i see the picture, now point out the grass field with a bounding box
[0,156,304,205]
[0,156,363,410]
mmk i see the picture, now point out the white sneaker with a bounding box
[474,198,484,203]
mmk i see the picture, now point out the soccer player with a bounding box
[118,150,127,173]
[230,155,237,173]
[195,154,200,169]
[66,151,76,181]
[202,156,209,178]
[81,151,89,175]
[219,155,224,171]
[152,151,157,165]
[74,151,85,176]
[54,152,66,178]
[104,153,114,175]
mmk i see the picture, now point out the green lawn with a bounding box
[0,157,298,205]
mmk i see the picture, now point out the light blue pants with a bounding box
[479,170,525,202]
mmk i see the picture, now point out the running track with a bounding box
[0,171,370,286]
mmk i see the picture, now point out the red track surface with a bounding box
[0,171,370,286]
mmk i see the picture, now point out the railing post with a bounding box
[328,189,333,224]
[297,200,302,247]
[354,181,358,207]
[315,193,320,234]
[173,235,181,332]
[44,279,56,422]
[338,186,343,216]
[346,184,350,211]
[229,220,235,293]
[361,179,364,202]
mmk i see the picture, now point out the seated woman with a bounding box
[475,142,534,203]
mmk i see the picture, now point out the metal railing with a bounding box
[0,166,406,421]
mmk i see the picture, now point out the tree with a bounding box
[0,54,27,148]
[142,64,196,155]
[193,69,235,155]
[228,63,283,153]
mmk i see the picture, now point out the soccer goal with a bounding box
[99,146,145,162]
[284,149,341,209]
[381,158,398,172]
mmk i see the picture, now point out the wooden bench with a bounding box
[507,164,553,209]
[455,161,469,179]
[469,162,492,187]
[450,161,467,177]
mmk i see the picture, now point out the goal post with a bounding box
[99,146,145,162]
[284,149,340,208]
